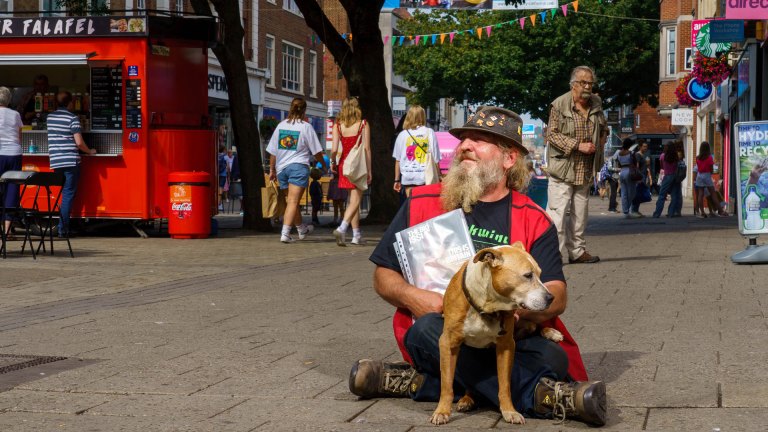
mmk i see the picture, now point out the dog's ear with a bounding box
[510,241,525,251]
[473,247,503,267]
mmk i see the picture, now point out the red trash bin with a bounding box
[168,171,211,239]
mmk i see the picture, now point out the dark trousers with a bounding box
[606,178,618,211]
[0,155,22,221]
[404,313,568,418]
[54,165,81,234]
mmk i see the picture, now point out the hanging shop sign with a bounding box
[710,20,745,43]
[734,121,768,235]
[687,78,714,102]
[671,109,694,126]
[726,0,768,20]
[694,22,732,58]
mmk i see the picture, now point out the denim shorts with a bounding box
[277,163,310,189]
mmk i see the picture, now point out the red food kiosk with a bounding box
[1,15,217,233]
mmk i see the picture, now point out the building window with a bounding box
[309,50,317,98]
[156,0,169,11]
[175,0,184,14]
[282,42,303,93]
[665,27,676,77]
[283,0,302,16]
[137,0,146,9]
[40,0,64,16]
[0,0,11,13]
[266,35,275,88]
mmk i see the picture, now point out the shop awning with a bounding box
[0,54,95,65]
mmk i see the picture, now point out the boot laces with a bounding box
[382,367,416,395]
[551,381,576,425]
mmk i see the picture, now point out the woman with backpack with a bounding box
[652,141,684,218]
[391,105,440,198]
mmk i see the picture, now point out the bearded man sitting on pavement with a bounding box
[348,105,607,426]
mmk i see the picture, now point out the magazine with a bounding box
[393,209,476,295]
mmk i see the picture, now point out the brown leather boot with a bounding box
[534,377,607,426]
[348,359,424,398]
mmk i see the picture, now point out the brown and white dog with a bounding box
[429,242,562,425]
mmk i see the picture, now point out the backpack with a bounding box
[674,160,687,182]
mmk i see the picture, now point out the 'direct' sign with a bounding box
[671,108,694,126]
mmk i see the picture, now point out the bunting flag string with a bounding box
[390,0,581,47]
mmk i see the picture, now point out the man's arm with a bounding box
[545,104,579,156]
[373,266,443,319]
[516,280,566,324]
[74,133,96,155]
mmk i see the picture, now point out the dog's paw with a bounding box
[456,394,476,412]
[501,409,526,424]
[541,327,563,343]
[429,411,451,425]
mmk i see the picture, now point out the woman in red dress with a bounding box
[331,97,371,246]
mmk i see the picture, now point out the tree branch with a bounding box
[294,0,353,73]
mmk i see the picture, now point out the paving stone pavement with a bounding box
[0,199,767,432]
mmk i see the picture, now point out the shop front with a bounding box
[1,15,217,222]
[207,62,266,150]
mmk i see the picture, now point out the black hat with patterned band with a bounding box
[449,105,527,155]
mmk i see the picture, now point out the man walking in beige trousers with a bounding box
[545,66,608,264]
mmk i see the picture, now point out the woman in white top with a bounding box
[266,98,327,243]
[0,86,23,237]
[392,105,440,197]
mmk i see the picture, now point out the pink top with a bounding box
[660,153,676,176]
[696,155,714,174]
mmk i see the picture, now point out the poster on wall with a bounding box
[734,121,768,236]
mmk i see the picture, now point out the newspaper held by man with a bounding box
[393,209,475,296]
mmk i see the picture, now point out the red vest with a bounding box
[392,183,588,381]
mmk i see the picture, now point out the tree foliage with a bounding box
[394,0,659,120]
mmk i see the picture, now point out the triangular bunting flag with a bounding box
[384,35,390,45]
[423,35,428,45]
[449,32,455,43]
[431,34,436,45]
[399,36,404,46]
[561,4,568,16]
[486,26,492,37]
[540,11,546,24]
[519,17,525,29]
[551,8,557,18]
[341,33,347,40]
[573,1,579,12]
[440,33,446,44]
[415,35,421,45]
[392,37,397,46]
[530,15,536,27]
[495,23,502,29]
[476,27,482,39]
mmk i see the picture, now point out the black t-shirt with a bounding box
[370,193,564,283]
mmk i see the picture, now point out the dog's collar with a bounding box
[461,265,507,336]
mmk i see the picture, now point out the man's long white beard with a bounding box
[441,154,506,212]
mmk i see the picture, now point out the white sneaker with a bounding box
[334,229,346,247]
[280,234,295,243]
[351,236,365,245]
[298,224,314,240]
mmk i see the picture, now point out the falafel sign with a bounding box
[0,16,146,38]
[735,121,768,236]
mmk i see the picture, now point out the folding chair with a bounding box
[0,171,34,259]
[25,172,74,258]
